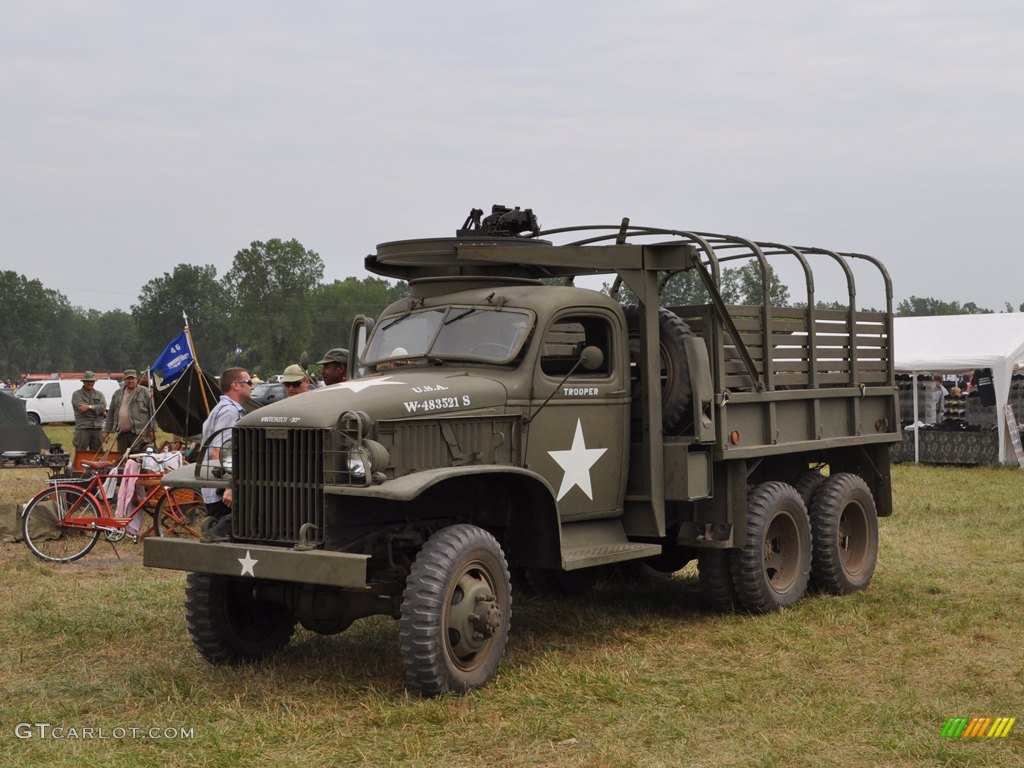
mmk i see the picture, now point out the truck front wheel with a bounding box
[730,482,811,613]
[185,573,297,664]
[399,524,512,696]
[809,473,879,594]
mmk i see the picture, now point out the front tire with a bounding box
[399,524,511,696]
[185,573,297,664]
[22,485,101,563]
[730,482,811,613]
[809,473,879,594]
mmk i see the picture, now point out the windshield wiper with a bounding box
[443,307,481,326]
[380,298,426,331]
[380,312,414,332]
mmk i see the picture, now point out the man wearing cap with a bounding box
[316,347,349,385]
[282,363,314,396]
[71,372,107,452]
[103,369,155,453]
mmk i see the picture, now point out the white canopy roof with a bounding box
[894,313,1024,463]
[894,313,1024,373]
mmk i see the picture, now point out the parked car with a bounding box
[251,382,285,406]
[14,379,121,425]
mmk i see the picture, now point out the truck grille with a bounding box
[234,426,325,545]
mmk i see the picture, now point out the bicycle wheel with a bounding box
[22,485,102,563]
[154,488,206,538]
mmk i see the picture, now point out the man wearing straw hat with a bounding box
[71,371,107,452]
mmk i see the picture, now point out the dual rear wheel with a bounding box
[699,473,878,613]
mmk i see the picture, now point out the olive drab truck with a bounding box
[144,205,901,696]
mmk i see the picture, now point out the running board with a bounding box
[559,518,662,571]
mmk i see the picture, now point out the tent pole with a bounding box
[912,370,919,463]
[183,319,212,416]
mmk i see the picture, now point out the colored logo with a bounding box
[941,717,1015,738]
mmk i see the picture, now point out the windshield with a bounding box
[14,382,43,398]
[365,306,533,368]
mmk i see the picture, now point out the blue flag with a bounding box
[151,331,194,387]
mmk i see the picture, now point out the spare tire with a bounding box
[623,305,694,434]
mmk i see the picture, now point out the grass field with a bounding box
[0,436,1021,767]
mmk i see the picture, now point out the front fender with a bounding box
[324,465,557,502]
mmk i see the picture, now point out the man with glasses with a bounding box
[199,367,253,540]
[103,369,155,453]
[281,363,314,396]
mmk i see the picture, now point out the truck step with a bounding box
[562,541,662,571]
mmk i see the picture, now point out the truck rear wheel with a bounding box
[185,573,297,664]
[399,524,511,696]
[623,305,694,434]
[730,482,811,613]
[809,473,879,594]
[792,469,826,509]
[698,550,737,611]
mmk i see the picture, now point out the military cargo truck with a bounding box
[145,205,900,696]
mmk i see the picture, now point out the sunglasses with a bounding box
[239,379,254,387]
[284,381,303,388]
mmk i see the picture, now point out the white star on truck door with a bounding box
[547,419,607,501]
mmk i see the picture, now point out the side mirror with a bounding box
[579,345,604,372]
[348,314,376,379]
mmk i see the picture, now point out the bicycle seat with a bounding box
[81,460,116,470]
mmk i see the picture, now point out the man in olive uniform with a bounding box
[71,371,107,452]
[103,369,155,453]
[316,347,349,385]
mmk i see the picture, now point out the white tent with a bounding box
[894,313,1024,464]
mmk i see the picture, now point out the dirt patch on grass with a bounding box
[1,538,143,568]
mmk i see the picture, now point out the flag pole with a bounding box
[182,311,212,416]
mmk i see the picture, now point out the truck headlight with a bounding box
[346,440,390,482]
[347,450,369,478]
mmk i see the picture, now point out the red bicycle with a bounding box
[21,457,206,563]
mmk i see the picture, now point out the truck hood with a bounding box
[239,370,509,429]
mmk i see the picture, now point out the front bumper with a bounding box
[143,538,370,588]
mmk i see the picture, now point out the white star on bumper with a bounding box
[547,419,607,501]
[238,550,258,577]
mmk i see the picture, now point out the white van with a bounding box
[14,379,122,425]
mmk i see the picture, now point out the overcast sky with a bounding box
[3,1,1022,314]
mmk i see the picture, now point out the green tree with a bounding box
[72,308,140,373]
[719,262,791,306]
[603,263,791,308]
[222,239,325,374]
[660,270,712,306]
[0,271,75,377]
[895,296,993,316]
[307,277,408,362]
[132,264,233,372]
